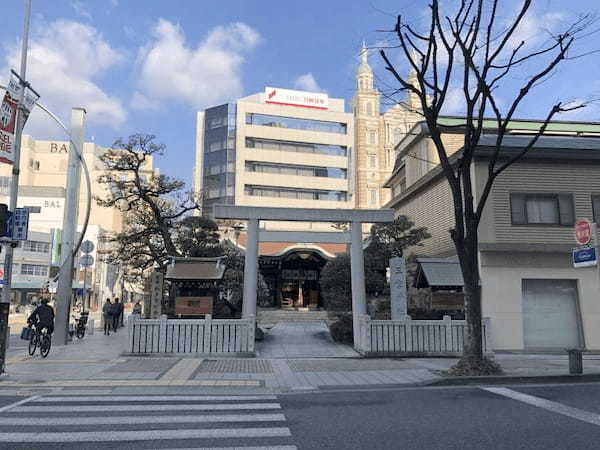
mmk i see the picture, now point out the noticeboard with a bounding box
[175,296,213,316]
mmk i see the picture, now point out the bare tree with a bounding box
[379,1,593,372]
[96,134,200,277]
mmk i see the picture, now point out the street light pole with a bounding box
[0,0,32,375]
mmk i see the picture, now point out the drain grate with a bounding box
[197,359,274,374]
[286,359,405,372]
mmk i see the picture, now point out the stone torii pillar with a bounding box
[350,221,366,340]
[242,218,259,319]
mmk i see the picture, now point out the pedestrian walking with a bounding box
[102,298,112,336]
[111,298,121,332]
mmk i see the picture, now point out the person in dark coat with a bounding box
[102,298,112,335]
[27,298,55,335]
[111,298,121,332]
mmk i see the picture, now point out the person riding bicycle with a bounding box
[27,298,55,335]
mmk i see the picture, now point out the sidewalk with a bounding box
[3,322,600,393]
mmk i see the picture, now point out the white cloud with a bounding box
[293,73,324,93]
[133,20,261,110]
[71,1,92,20]
[1,19,126,138]
[130,91,159,111]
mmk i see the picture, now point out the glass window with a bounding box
[511,193,574,225]
[246,113,347,134]
[23,206,41,214]
[245,185,347,202]
[368,131,377,145]
[245,137,347,157]
[23,240,50,253]
[593,195,600,224]
[368,155,377,168]
[245,161,347,179]
[394,127,403,143]
[366,102,373,116]
[0,176,9,194]
[21,264,48,276]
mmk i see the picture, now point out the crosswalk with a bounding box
[0,394,297,449]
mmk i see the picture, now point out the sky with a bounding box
[2,0,599,186]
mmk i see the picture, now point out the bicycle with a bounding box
[28,326,52,358]
[69,311,88,340]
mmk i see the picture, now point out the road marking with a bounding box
[161,447,297,450]
[35,395,277,402]
[160,358,203,381]
[12,402,282,413]
[0,427,292,443]
[0,413,287,426]
[483,387,600,427]
[0,394,42,413]
[0,379,261,387]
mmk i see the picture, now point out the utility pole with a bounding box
[54,108,86,346]
[0,0,32,375]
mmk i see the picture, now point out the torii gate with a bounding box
[213,205,394,345]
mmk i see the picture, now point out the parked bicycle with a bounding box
[69,311,89,340]
[28,326,51,358]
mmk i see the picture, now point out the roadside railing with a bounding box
[127,314,255,355]
[357,315,492,356]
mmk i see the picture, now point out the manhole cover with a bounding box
[286,359,405,372]
[197,360,274,374]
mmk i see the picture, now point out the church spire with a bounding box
[360,41,368,66]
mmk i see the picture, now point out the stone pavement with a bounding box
[3,320,600,394]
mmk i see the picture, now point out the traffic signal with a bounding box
[0,204,8,237]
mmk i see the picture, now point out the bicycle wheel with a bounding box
[28,334,38,356]
[40,335,51,358]
[76,327,85,339]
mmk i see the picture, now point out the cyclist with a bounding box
[27,297,55,336]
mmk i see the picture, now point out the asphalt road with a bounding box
[1,383,600,449]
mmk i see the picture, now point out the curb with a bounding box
[424,373,600,386]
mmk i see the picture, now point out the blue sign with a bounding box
[7,208,29,241]
[573,247,597,268]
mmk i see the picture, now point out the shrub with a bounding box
[329,313,354,344]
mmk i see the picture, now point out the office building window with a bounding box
[510,193,574,225]
[246,113,347,134]
[245,185,347,202]
[0,176,10,194]
[23,240,50,253]
[592,195,600,223]
[21,264,48,276]
[245,162,346,179]
[23,206,41,214]
[246,137,347,157]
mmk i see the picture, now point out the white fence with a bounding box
[357,315,492,356]
[128,315,255,355]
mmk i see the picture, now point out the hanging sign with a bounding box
[0,71,39,165]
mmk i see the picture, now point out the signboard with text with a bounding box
[175,296,213,316]
[573,246,597,268]
[265,87,328,110]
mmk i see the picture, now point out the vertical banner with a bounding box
[0,71,39,165]
[0,74,19,165]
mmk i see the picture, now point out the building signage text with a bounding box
[50,143,68,153]
[265,87,328,110]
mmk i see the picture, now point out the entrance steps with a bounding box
[258,308,328,324]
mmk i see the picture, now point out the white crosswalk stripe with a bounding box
[0,394,297,449]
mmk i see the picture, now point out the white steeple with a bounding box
[358,41,372,75]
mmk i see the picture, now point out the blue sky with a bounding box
[2,0,599,186]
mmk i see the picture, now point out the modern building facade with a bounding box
[385,123,600,351]
[194,87,355,230]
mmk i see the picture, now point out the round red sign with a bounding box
[575,219,592,245]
